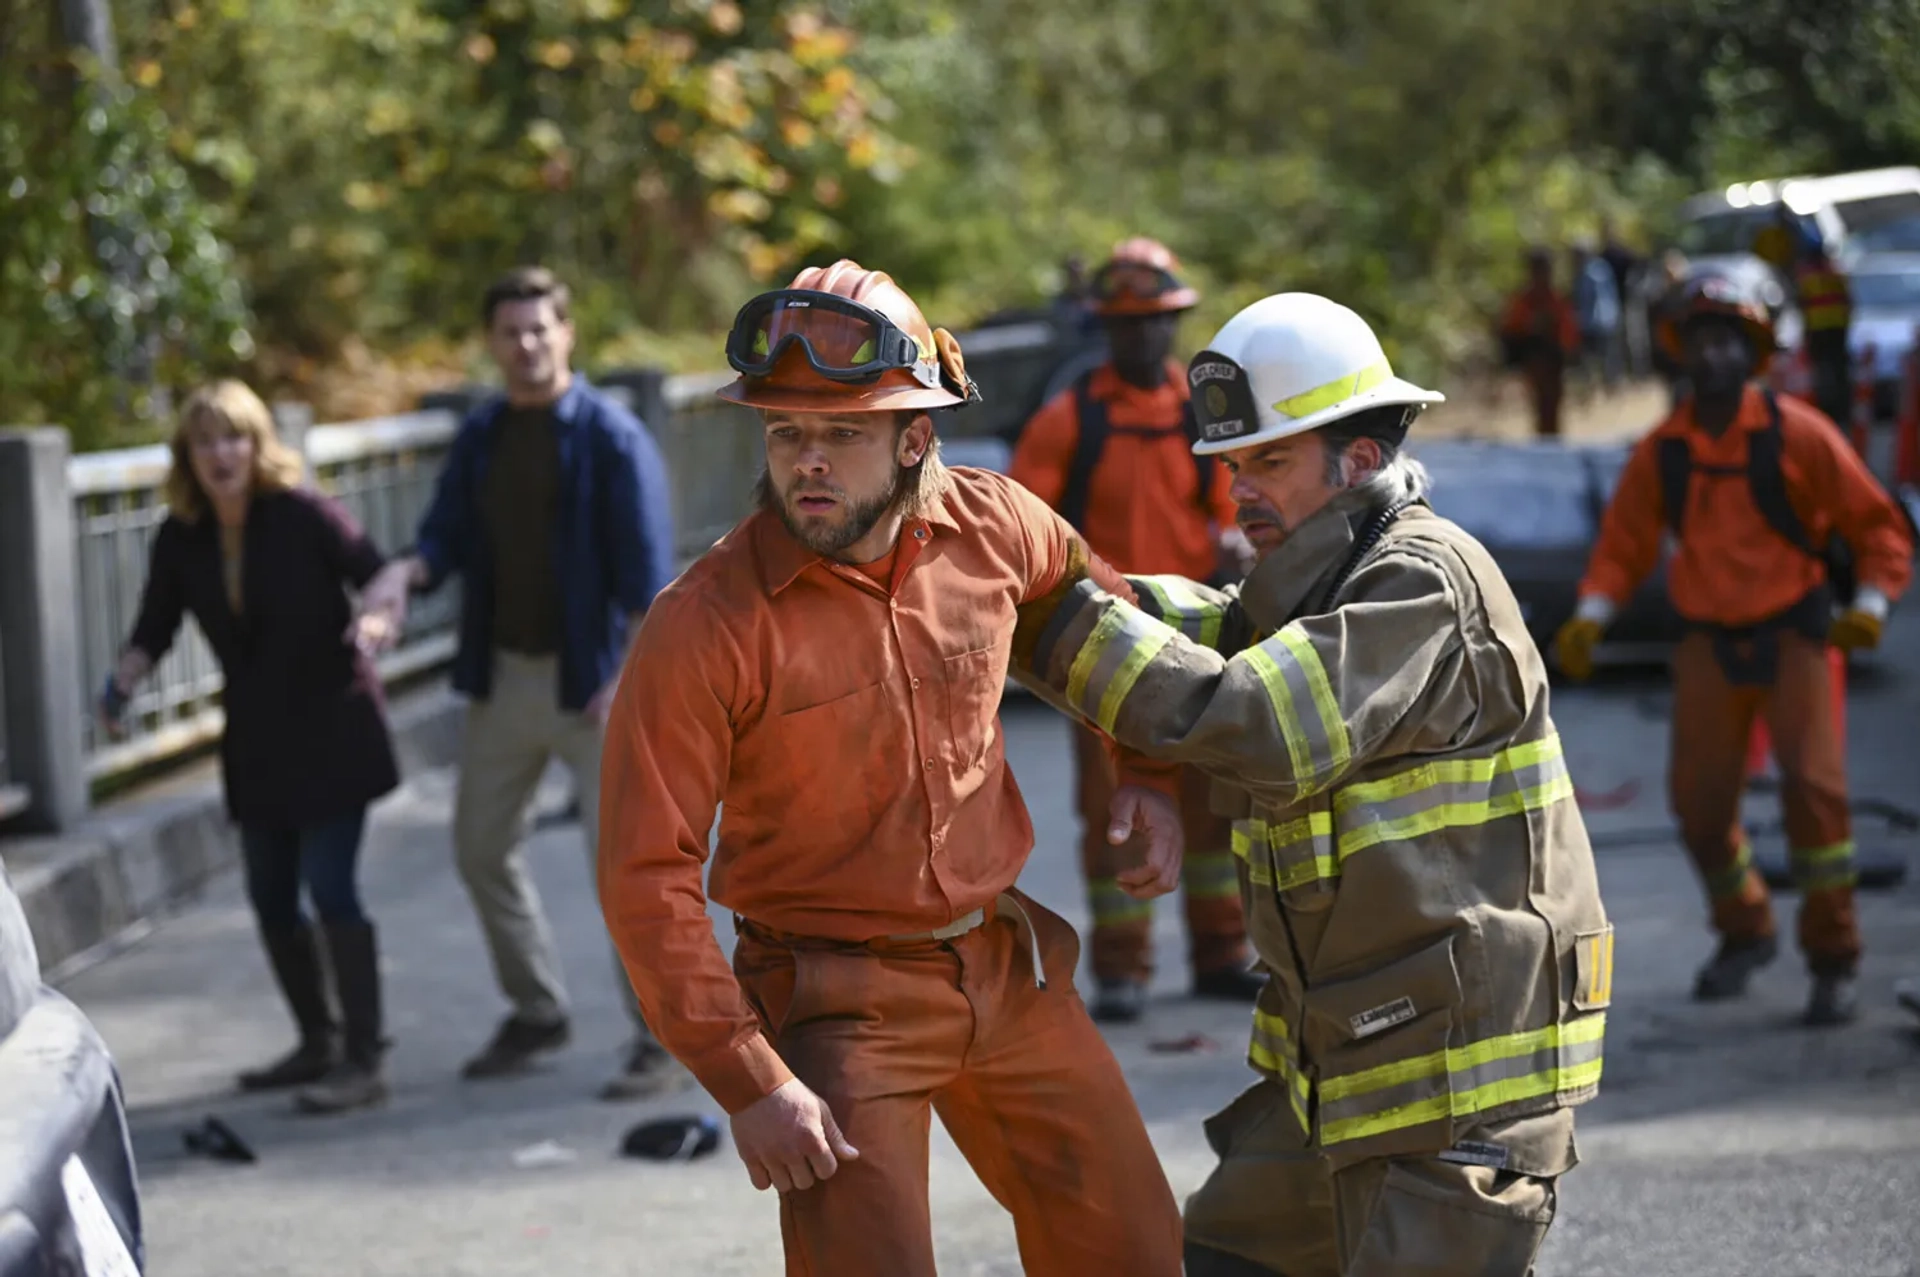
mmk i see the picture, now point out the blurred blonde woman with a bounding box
[100,380,407,1114]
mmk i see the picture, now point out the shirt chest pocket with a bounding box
[941,646,1002,770]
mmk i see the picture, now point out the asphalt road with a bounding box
[56,620,1920,1277]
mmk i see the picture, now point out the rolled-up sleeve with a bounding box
[598,585,792,1113]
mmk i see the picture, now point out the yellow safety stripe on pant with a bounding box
[1088,878,1155,927]
[1248,1009,1313,1132]
[1182,849,1242,900]
[1789,840,1858,891]
[1131,575,1227,650]
[1065,603,1174,734]
[1231,736,1571,892]
[1240,627,1351,797]
[1704,841,1756,899]
[1316,1014,1606,1147]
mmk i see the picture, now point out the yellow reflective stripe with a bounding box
[1705,840,1755,898]
[1137,576,1226,649]
[1097,628,1171,733]
[1182,849,1241,899]
[1232,814,1336,890]
[1336,735,1559,808]
[1333,735,1571,861]
[1790,839,1857,889]
[1242,645,1315,780]
[1274,628,1351,775]
[1271,357,1392,420]
[1318,1015,1607,1146]
[1248,1009,1312,1132]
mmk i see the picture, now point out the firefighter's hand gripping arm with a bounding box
[598,591,856,1192]
[1561,434,1667,680]
[1012,543,1472,805]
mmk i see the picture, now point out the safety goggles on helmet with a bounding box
[1090,261,1185,305]
[725,289,939,388]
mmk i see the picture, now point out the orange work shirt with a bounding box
[599,467,1108,1113]
[1580,386,1913,626]
[1499,288,1579,358]
[1009,362,1236,577]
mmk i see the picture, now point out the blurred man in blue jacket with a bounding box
[366,267,682,1099]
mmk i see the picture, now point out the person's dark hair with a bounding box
[482,267,571,329]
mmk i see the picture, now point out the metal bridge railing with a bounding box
[51,321,1081,787]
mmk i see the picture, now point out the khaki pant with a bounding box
[1071,724,1248,984]
[1670,631,1860,975]
[1184,1079,1574,1276]
[454,650,644,1027]
[734,890,1183,1276]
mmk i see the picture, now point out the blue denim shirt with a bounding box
[412,377,676,711]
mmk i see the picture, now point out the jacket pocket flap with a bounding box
[1302,934,1462,1057]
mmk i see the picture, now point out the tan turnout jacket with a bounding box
[1015,484,1612,1165]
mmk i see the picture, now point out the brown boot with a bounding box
[239,924,337,1091]
[297,921,389,1114]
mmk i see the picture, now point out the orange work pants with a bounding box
[733,890,1184,1276]
[1073,724,1247,984]
[1524,359,1566,439]
[1670,631,1861,976]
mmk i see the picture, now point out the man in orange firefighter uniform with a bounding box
[1557,274,1913,1026]
[1010,237,1259,1022]
[1013,292,1612,1275]
[1499,246,1581,438]
[596,260,1183,1276]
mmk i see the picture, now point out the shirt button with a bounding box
[924,758,934,771]
[915,528,928,540]
[890,598,899,610]
[911,677,922,689]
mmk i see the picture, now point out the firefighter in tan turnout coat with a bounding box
[1012,293,1613,1276]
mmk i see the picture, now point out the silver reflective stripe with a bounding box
[1064,604,1173,733]
[1133,575,1227,649]
[1317,1015,1607,1147]
[1239,627,1351,796]
[1333,735,1573,859]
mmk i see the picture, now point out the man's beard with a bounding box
[760,465,904,559]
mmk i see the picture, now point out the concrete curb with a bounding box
[2,681,466,981]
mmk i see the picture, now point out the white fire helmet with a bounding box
[1186,293,1444,456]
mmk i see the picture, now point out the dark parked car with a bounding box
[0,860,144,1276]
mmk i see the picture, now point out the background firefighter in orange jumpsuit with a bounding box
[1556,274,1913,1026]
[1753,206,1854,430]
[597,260,1183,1276]
[1499,246,1581,438]
[1009,236,1260,1022]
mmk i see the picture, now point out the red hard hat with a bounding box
[717,259,976,413]
[1089,237,1200,317]
[1657,271,1777,362]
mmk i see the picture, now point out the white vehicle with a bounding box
[1673,167,1920,268]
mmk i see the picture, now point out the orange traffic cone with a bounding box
[1850,343,1876,455]
[1896,326,1920,487]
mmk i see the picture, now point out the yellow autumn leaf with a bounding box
[822,67,855,99]
[652,120,684,147]
[131,60,163,88]
[535,40,576,70]
[630,86,658,112]
[846,133,879,169]
[709,1,743,36]
[779,117,815,148]
[464,33,497,64]
[813,175,842,207]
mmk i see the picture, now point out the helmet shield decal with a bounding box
[1188,350,1262,446]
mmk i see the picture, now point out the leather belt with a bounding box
[739,891,1049,989]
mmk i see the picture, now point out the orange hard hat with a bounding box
[1089,237,1200,317]
[717,259,978,413]
[1657,271,1777,363]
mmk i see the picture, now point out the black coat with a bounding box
[130,487,400,827]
